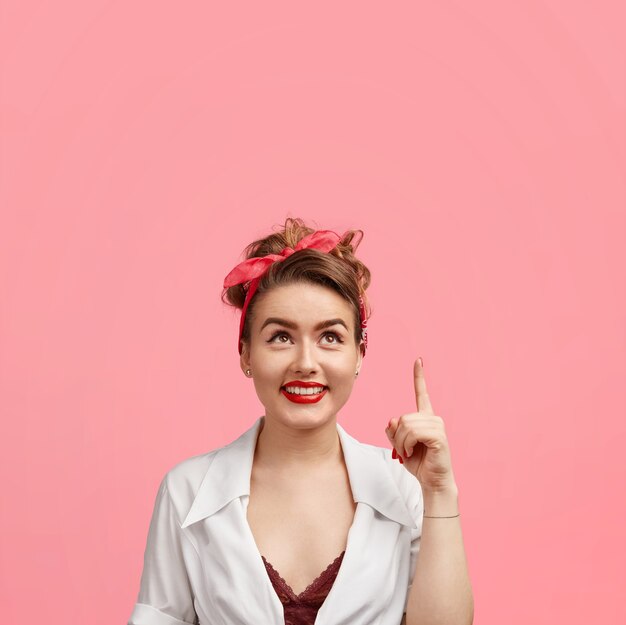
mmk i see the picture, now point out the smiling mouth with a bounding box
[280,385,329,394]
[280,385,329,403]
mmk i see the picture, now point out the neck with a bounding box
[253,415,342,474]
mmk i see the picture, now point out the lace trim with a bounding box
[262,550,346,602]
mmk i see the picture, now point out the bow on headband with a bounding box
[223,229,368,355]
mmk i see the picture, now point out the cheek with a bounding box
[250,352,283,376]
[328,367,358,388]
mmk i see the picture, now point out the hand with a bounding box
[385,358,457,493]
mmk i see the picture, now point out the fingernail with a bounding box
[392,448,397,459]
[399,456,404,464]
[418,357,423,367]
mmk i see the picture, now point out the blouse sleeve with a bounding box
[128,476,199,625]
[403,476,424,614]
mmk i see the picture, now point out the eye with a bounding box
[322,331,344,344]
[266,330,345,344]
[267,331,291,344]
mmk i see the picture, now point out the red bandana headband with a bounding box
[223,229,368,355]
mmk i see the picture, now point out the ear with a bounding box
[356,341,365,371]
[240,341,251,375]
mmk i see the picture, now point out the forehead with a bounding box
[254,283,354,324]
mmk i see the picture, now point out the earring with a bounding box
[355,370,359,377]
[245,369,252,377]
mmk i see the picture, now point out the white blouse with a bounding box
[128,416,424,625]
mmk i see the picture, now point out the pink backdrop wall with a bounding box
[1,2,624,623]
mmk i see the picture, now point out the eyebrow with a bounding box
[260,317,349,332]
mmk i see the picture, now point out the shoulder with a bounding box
[356,439,423,513]
[157,448,220,520]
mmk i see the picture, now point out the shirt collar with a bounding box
[181,416,416,529]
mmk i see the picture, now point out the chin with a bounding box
[269,407,335,428]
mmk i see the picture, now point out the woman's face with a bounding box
[240,282,364,429]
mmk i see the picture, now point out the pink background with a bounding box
[1,2,624,623]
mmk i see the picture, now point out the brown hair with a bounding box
[221,217,373,353]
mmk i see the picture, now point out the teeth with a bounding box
[284,386,326,395]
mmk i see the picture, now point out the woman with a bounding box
[128,217,474,625]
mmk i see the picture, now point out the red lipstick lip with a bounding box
[282,380,327,388]
[280,386,328,403]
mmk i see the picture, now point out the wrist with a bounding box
[422,485,459,517]
[421,480,458,498]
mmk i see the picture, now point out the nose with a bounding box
[290,339,318,375]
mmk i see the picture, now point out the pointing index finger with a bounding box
[414,357,434,414]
